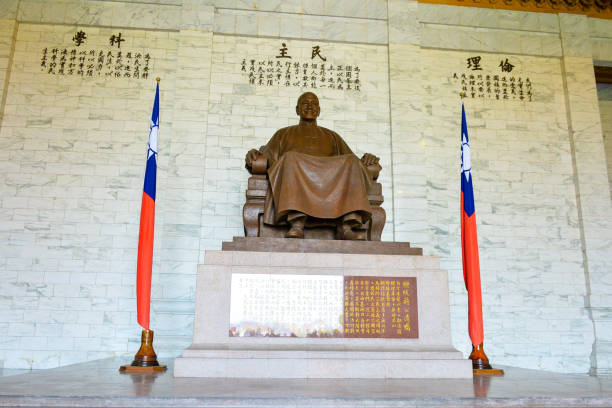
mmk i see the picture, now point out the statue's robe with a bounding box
[260,123,372,226]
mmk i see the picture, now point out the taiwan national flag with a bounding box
[460,102,484,347]
[136,82,159,331]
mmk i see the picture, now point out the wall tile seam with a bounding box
[590,35,612,42]
[214,7,388,23]
[10,20,184,35]
[211,32,389,48]
[419,21,561,35]
[416,44,560,59]
[16,2,184,30]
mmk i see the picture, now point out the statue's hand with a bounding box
[245,149,261,168]
[361,153,379,167]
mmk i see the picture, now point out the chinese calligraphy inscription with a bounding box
[343,276,418,339]
[40,30,150,80]
[40,47,152,80]
[109,32,125,48]
[241,59,361,91]
[453,55,532,101]
[241,42,360,92]
[72,30,87,46]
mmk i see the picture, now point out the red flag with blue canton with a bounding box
[136,82,159,330]
[460,101,484,347]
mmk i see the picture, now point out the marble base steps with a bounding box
[176,346,471,379]
[222,237,423,255]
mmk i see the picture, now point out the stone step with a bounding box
[181,347,465,361]
[174,352,472,379]
[222,237,423,255]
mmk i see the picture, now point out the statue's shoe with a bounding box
[342,224,366,241]
[286,226,305,239]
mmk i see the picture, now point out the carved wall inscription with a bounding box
[344,276,418,339]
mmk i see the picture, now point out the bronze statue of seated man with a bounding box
[244,92,382,240]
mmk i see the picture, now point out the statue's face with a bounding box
[296,93,320,120]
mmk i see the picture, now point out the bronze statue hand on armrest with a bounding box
[245,149,267,175]
[361,153,381,180]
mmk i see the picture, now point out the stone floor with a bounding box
[0,358,611,407]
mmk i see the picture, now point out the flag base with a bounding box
[119,330,166,372]
[473,368,505,376]
[469,342,504,375]
[119,365,167,373]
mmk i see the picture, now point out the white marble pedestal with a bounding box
[174,248,472,379]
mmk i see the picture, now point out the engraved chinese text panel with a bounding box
[343,276,418,339]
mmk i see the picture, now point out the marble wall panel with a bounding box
[417,3,558,33]
[156,29,213,354]
[213,8,388,44]
[181,1,215,31]
[559,14,612,375]
[388,41,595,373]
[388,0,418,45]
[208,0,388,20]
[589,18,612,40]
[0,19,17,127]
[599,86,612,196]
[592,38,612,62]
[417,10,561,57]
[16,0,183,30]
[0,0,18,19]
[0,22,179,369]
[588,81,612,376]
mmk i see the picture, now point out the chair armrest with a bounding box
[366,162,381,181]
[248,154,268,175]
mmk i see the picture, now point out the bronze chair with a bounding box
[243,154,386,241]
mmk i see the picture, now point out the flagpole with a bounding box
[121,78,166,373]
[459,92,503,376]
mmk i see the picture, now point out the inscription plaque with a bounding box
[343,276,418,338]
[229,274,418,338]
[229,274,344,337]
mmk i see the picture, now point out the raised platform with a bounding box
[174,248,472,379]
[177,344,471,378]
[222,236,423,255]
[1,358,612,407]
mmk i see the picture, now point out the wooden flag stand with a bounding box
[120,330,167,373]
[470,342,504,376]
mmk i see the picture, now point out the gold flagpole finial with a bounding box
[460,92,466,99]
[156,77,160,83]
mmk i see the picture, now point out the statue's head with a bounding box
[296,92,320,121]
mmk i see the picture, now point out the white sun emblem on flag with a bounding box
[461,133,471,182]
[148,119,158,159]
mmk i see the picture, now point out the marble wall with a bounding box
[599,84,612,199]
[596,83,612,374]
[0,21,180,367]
[390,43,597,372]
[0,0,610,374]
